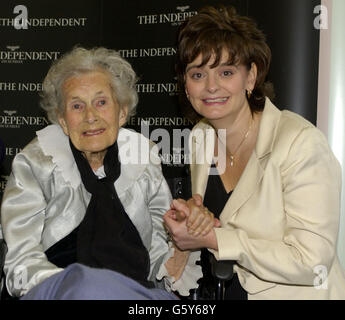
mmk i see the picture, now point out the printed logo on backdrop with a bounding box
[132,74,179,96]
[0,45,60,64]
[0,175,10,193]
[0,110,48,129]
[5,146,22,157]
[119,47,176,59]
[0,81,42,92]
[137,5,197,26]
[0,4,88,29]
[136,81,179,96]
[127,116,194,127]
[0,149,21,192]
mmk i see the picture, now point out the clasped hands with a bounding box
[163,194,220,251]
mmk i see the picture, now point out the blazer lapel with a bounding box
[190,121,215,196]
[221,99,282,221]
[220,152,264,221]
[190,99,281,221]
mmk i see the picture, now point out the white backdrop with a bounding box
[317,0,345,269]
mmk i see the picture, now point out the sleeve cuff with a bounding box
[156,242,202,296]
[208,227,240,261]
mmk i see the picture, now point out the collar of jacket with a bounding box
[36,124,151,197]
[190,98,281,219]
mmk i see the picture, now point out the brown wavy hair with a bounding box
[175,5,274,122]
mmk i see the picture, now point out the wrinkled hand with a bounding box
[163,194,220,251]
[163,211,218,251]
[171,194,220,236]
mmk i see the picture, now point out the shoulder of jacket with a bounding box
[17,137,54,166]
[280,109,314,130]
[10,137,58,186]
[275,109,319,146]
[272,110,333,170]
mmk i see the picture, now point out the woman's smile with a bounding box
[202,97,230,105]
[82,128,106,137]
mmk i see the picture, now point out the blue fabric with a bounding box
[21,263,178,300]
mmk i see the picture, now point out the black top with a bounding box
[197,164,248,300]
[45,141,153,289]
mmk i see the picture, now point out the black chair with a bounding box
[0,239,7,300]
[210,254,234,300]
[164,166,236,300]
[0,239,5,271]
[0,138,7,299]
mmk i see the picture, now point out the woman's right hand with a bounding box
[163,194,220,251]
[163,209,219,251]
[171,194,220,236]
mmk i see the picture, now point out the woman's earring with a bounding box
[185,91,190,100]
[246,89,252,99]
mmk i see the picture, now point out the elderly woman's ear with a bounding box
[119,106,128,127]
[58,112,69,136]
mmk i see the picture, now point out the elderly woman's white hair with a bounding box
[40,46,138,124]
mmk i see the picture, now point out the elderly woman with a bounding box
[0,47,204,299]
[164,6,345,299]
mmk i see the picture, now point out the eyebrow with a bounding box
[68,91,107,101]
[185,64,200,72]
[186,62,235,73]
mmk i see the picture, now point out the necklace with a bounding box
[228,117,253,167]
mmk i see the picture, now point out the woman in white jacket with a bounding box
[164,5,345,300]
[0,47,204,299]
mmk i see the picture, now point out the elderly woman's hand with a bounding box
[171,194,220,236]
[163,210,219,251]
[163,194,220,251]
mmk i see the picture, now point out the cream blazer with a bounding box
[190,98,345,299]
